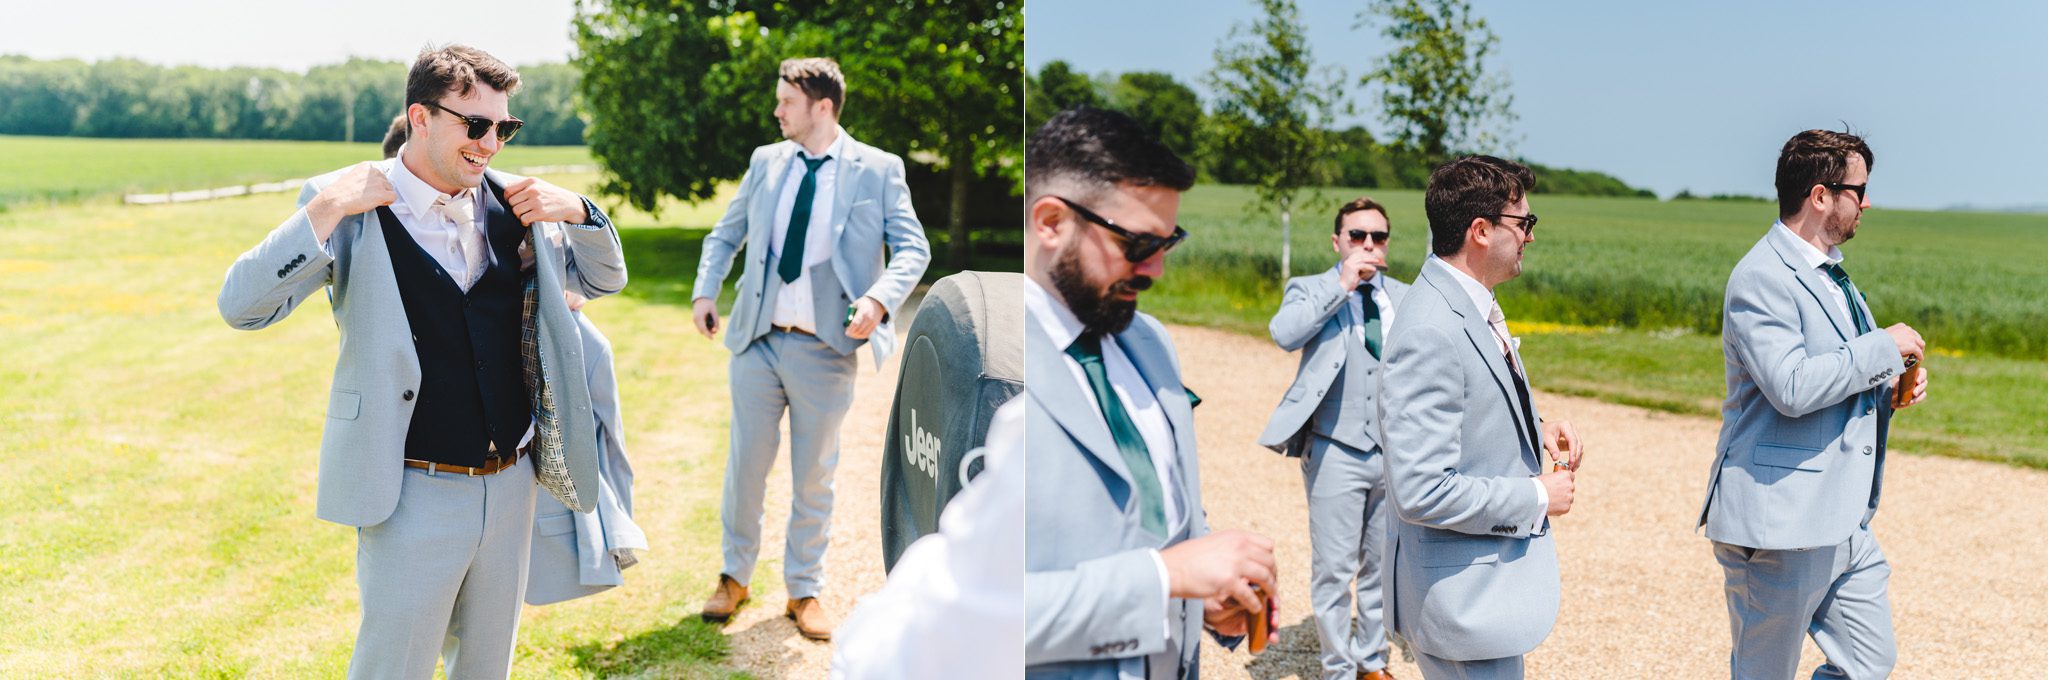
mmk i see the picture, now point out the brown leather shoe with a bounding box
[700,574,749,623]
[1359,669,1396,680]
[786,597,835,641]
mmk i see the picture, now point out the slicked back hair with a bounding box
[1424,155,1534,257]
[1026,107,1195,205]
[1776,129,1874,219]
[405,44,520,109]
[780,57,846,116]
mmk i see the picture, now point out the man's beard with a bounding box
[1824,206,1858,244]
[1050,245,1152,336]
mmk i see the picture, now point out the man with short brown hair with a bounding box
[219,43,623,678]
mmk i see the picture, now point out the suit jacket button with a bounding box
[1863,445,1874,455]
[402,390,415,401]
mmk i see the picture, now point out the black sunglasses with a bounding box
[1486,212,1538,236]
[1054,196,1189,262]
[1823,182,1867,203]
[423,101,523,143]
[1346,229,1391,246]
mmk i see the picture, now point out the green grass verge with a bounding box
[0,135,594,210]
[1147,183,2048,468]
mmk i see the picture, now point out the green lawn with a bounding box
[0,135,594,209]
[1149,184,2048,468]
[0,172,755,677]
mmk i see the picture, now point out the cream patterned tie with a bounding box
[432,191,484,290]
[1486,301,1517,371]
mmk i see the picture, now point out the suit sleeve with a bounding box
[217,181,337,330]
[557,198,627,299]
[1381,323,1546,537]
[691,149,765,303]
[1725,267,1902,418]
[1025,548,1171,664]
[857,153,931,320]
[1269,277,1345,351]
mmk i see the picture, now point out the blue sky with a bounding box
[1028,1,2048,211]
[1,0,579,71]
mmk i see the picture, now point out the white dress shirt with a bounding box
[1773,221,1858,327]
[1350,270,1397,345]
[769,127,850,332]
[1426,255,1547,531]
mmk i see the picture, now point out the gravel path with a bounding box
[715,319,2048,678]
[1167,323,2048,679]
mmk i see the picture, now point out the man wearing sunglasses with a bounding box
[1024,107,1278,679]
[218,44,625,678]
[689,57,930,640]
[1379,155,1582,679]
[1257,196,1409,680]
[1696,129,1925,680]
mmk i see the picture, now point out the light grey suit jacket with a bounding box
[692,133,930,366]
[1258,267,1410,456]
[1378,257,1557,662]
[218,166,627,525]
[1024,312,1221,679]
[1697,225,1901,551]
[528,312,648,605]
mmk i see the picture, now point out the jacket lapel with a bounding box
[1025,321,1132,489]
[1766,229,1852,342]
[1422,263,1537,456]
[828,136,862,245]
[1114,320,1194,539]
[753,143,797,255]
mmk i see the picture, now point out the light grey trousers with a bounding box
[1414,651,1524,680]
[721,329,859,598]
[1301,435,1391,679]
[1712,527,1897,679]
[349,454,537,680]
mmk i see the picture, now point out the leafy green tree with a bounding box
[1105,71,1202,161]
[1206,0,1344,279]
[1027,59,1100,133]
[1360,0,1516,157]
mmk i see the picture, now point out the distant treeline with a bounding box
[1029,62,1655,199]
[0,55,584,146]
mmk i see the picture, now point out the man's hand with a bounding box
[1160,529,1276,626]
[1893,367,1928,409]
[504,176,590,226]
[1885,323,1925,365]
[845,296,886,340]
[563,290,588,312]
[692,297,720,339]
[1542,419,1583,471]
[1538,469,1576,517]
[1337,249,1374,292]
[307,162,395,243]
[1203,596,1250,637]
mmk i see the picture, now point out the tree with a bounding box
[1027,59,1101,133]
[1360,0,1516,157]
[1206,0,1344,280]
[576,1,1023,269]
[1105,71,1203,161]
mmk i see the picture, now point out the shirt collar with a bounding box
[1772,220,1843,269]
[1427,254,1496,316]
[387,146,474,217]
[1025,277,1086,352]
[797,125,849,163]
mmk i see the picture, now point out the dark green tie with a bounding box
[1822,263,1872,334]
[778,154,831,284]
[1066,332,1167,536]
[1358,282,1383,359]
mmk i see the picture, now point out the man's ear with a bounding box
[1466,216,1493,250]
[1029,196,1068,250]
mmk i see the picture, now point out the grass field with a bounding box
[1148,184,2048,468]
[0,167,768,677]
[0,135,595,209]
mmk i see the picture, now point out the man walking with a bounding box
[1259,197,1408,680]
[690,57,930,640]
[1379,155,1583,680]
[219,44,625,678]
[1697,129,1927,679]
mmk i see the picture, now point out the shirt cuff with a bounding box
[1528,477,1550,534]
[1150,548,1174,641]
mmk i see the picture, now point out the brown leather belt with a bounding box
[404,448,523,476]
[771,324,815,337]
